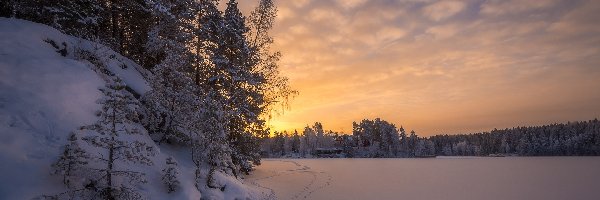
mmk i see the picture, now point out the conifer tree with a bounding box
[79,78,156,199]
[142,0,198,144]
[222,0,265,175]
[196,92,234,188]
[42,0,104,39]
[162,156,180,193]
[51,132,90,188]
[291,130,301,153]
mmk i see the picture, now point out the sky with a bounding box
[233,0,600,136]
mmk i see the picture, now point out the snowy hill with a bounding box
[0,18,263,200]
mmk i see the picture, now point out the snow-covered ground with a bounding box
[3,16,600,200]
[0,18,264,200]
[247,157,600,200]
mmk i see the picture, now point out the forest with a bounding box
[262,119,600,158]
[2,0,600,199]
[1,0,295,199]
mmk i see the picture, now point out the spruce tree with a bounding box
[162,156,180,193]
[80,77,156,199]
[292,130,301,153]
[143,0,198,145]
[51,132,90,189]
[196,92,234,188]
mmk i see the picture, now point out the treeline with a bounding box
[430,119,600,156]
[263,122,343,158]
[263,118,600,158]
[4,0,295,199]
[262,119,435,158]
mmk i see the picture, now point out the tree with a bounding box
[41,0,105,39]
[196,92,235,188]
[142,0,199,145]
[222,0,265,175]
[303,126,317,155]
[0,0,12,17]
[247,0,297,120]
[409,130,418,157]
[79,78,156,199]
[398,126,408,156]
[291,130,300,153]
[162,157,180,193]
[314,122,324,148]
[51,132,90,188]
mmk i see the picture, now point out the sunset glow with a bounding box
[234,0,600,136]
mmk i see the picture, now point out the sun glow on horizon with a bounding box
[236,0,600,136]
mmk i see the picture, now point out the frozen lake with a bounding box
[245,157,600,200]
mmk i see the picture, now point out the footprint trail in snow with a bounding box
[244,160,333,200]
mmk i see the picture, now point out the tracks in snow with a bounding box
[245,160,333,200]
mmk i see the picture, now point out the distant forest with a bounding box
[262,119,600,158]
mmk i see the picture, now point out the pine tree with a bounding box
[196,92,234,188]
[409,130,418,157]
[42,0,105,39]
[314,122,324,148]
[291,130,301,153]
[303,126,317,155]
[142,0,198,145]
[51,132,90,188]
[162,157,180,193]
[398,126,408,156]
[0,0,11,17]
[80,77,156,199]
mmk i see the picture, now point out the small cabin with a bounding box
[314,148,343,157]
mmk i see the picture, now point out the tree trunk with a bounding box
[107,101,117,200]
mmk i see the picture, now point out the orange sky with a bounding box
[233,0,600,136]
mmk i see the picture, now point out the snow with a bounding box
[5,16,598,200]
[0,18,263,200]
[0,18,105,199]
[248,157,600,200]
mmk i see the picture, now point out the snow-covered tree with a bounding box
[303,126,317,155]
[162,157,180,193]
[42,0,105,39]
[142,0,199,145]
[313,122,324,148]
[408,130,418,157]
[79,78,156,199]
[51,132,90,188]
[398,126,408,156]
[196,92,234,188]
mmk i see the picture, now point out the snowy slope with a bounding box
[0,18,265,199]
[0,18,107,199]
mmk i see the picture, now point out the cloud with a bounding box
[480,0,560,16]
[275,6,295,22]
[335,0,367,9]
[425,24,459,39]
[307,8,346,26]
[289,25,309,35]
[547,0,600,35]
[422,0,466,21]
[248,0,600,135]
[291,0,311,8]
[377,27,407,42]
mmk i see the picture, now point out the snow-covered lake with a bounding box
[246,157,600,200]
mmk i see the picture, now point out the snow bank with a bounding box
[0,18,263,199]
[0,18,106,199]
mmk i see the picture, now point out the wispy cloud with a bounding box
[423,0,466,21]
[235,0,600,135]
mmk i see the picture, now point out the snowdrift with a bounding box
[0,18,263,200]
